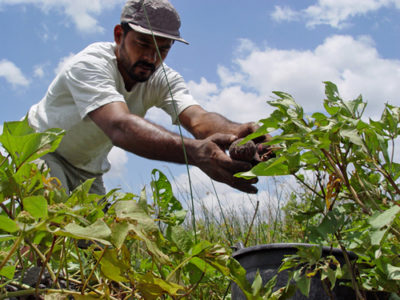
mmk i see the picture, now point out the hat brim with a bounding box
[128,23,189,45]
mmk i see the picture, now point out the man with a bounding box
[28,0,262,195]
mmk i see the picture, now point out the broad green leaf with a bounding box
[151,169,185,225]
[0,234,16,242]
[0,215,19,233]
[23,195,48,219]
[0,119,64,168]
[166,225,193,253]
[226,258,253,298]
[56,219,111,245]
[387,264,400,280]
[316,209,344,238]
[340,129,364,147]
[237,156,290,179]
[0,265,16,279]
[190,240,212,256]
[94,248,130,282]
[110,221,130,249]
[370,229,387,246]
[369,206,400,229]
[114,200,158,233]
[296,275,311,297]
[252,271,263,296]
[135,272,185,299]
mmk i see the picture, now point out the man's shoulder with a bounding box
[77,42,116,62]
[60,42,117,75]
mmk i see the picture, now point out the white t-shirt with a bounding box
[28,42,198,174]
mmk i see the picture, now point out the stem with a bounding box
[82,245,108,293]
[321,149,369,214]
[73,239,86,291]
[374,161,400,195]
[244,200,259,247]
[0,233,24,272]
[35,236,58,292]
[294,173,324,200]
[0,202,12,218]
[142,3,197,243]
[335,232,364,300]
[211,180,234,245]
[26,241,59,288]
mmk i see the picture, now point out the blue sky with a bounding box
[0,0,399,212]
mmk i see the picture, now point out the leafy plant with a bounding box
[238,81,400,299]
[0,118,280,299]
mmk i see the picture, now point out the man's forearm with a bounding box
[110,114,197,164]
[186,111,243,139]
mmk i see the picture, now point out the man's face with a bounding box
[116,27,173,84]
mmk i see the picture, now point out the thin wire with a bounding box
[141,2,197,242]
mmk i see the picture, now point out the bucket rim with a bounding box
[232,243,357,260]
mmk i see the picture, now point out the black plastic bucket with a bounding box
[231,243,358,300]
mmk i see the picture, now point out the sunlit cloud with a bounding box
[200,35,400,120]
[105,146,128,179]
[33,64,45,78]
[0,0,125,34]
[0,59,30,87]
[271,0,400,29]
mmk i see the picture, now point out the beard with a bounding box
[119,41,156,83]
[127,60,156,82]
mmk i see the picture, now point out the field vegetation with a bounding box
[0,82,399,299]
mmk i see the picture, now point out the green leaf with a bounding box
[387,264,400,280]
[135,272,185,299]
[151,169,186,225]
[23,195,48,219]
[0,119,64,168]
[166,225,193,253]
[114,200,158,233]
[56,219,111,245]
[296,275,311,297]
[369,206,400,230]
[237,156,290,179]
[94,248,130,282]
[252,270,263,296]
[0,234,16,242]
[370,229,387,246]
[110,221,130,249]
[0,265,16,279]
[0,215,19,233]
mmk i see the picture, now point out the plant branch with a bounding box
[244,200,259,247]
[0,233,23,272]
[82,245,108,293]
[321,149,370,214]
[294,173,324,200]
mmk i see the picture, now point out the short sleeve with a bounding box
[64,58,126,119]
[153,65,199,124]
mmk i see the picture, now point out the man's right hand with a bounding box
[189,133,258,194]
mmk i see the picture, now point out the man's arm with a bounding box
[179,105,264,140]
[88,101,258,193]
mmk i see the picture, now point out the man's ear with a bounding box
[114,25,123,45]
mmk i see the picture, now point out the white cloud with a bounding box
[209,35,400,119]
[33,64,45,78]
[0,59,30,87]
[0,0,125,34]
[171,166,291,220]
[271,0,400,28]
[271,5,300,23]
[105,146,128,179]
